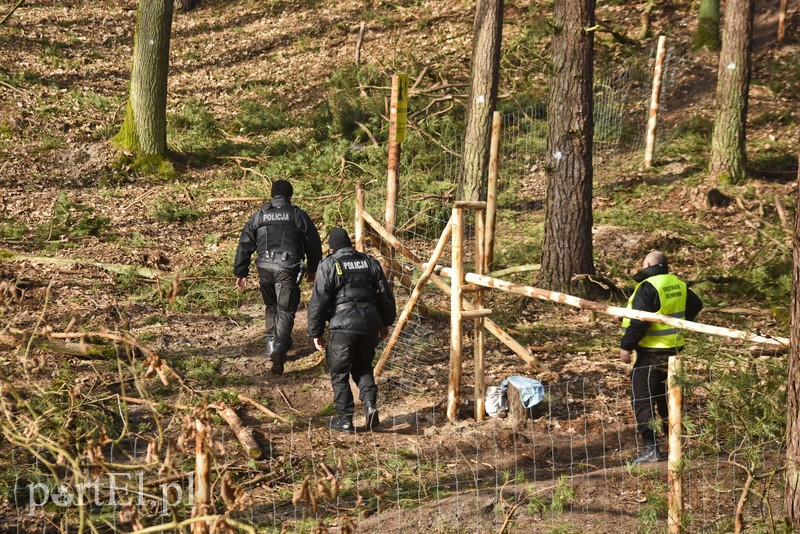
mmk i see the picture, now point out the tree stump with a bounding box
[507,382,544,424]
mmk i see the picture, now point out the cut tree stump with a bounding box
[507,382,544,424]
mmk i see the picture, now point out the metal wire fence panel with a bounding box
[14,355,765,533]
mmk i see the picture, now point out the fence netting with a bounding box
[332,44,789,532]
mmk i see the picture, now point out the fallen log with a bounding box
[122,396,270,457]
[0,333,115,358]
[214,403,261,459]
[1,250,166,279]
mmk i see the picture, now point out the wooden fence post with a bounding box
[644,35,667,169]
[474,207,486,421]
[448,206,465,422]
[192,417,210,534]
[777,0,788,44]
[485,111,502,273]
[667,354,684,533]
[355,183,365,252]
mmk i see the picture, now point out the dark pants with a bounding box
[257,265,300,359]
[631,351,671,442]
[326,331,379,417]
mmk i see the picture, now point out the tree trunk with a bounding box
[459,0,504,202]
[538,0,598,298]
[692,0,721,51]
[113,0,174,156]
[786,152,800,527]
[709,0,753,184]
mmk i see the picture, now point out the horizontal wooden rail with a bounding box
[427,265,789,348]
[461,309,492,319]
[453,200,487,210]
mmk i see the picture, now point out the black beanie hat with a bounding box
[271,179,293,198]
[328,228,352,252]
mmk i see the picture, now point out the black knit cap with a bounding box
[328,228,352,252]
[271,179,293,198]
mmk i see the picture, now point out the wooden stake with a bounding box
[644,35,667,168]
[361,209,544,369]
[374,217,453,378]
[386,74,400,236]
[192,418,210,534]
[382,74,401,280]
[777,0,788,44]
[667,355,684,533]
[355,183,365,252]
[485,111,502,272]
[474,207,487,421]
[355,21,367,66]
[448,206,465,422]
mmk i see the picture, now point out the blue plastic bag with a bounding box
[500,376,544,409]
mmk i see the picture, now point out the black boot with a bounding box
[269,349,284,376]
[364,401,380,430]
[634,437,667,464]
[329,415,355,433]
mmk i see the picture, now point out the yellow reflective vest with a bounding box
[621,273,687,349]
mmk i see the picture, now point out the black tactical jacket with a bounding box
[233,196,322,277]
[307,247,396,337]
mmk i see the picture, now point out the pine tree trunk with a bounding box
[538,0,598,297]
[460,0,504,202]
[114,0,174,156]
[786,153,800,527]
[709,0,753,183]
[692,0,721,51]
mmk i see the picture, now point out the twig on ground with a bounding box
[353,121,380,148]
[0,0,25,26]
[277,387,301,414]
[239,394,289,422]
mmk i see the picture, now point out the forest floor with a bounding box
[0,0,798,532]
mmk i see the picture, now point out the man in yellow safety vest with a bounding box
[620,250,703,463]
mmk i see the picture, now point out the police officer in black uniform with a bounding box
[307,228,396,433]
[234,180,323,376]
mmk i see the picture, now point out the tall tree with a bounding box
[786,153,800,527]
[113,0,174,157]
[709,0,754,183]
[692,0,721,52]
[538,0,598,297]
[460,0,504,201]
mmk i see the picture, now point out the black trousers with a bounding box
[630,351,671,442]
[257,265,300,358]
[326,331,379,417]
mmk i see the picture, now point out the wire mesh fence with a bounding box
[327,42,792,532]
